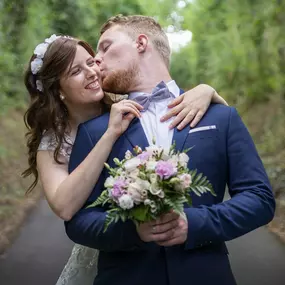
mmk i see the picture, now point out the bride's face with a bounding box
[59,45,104,106]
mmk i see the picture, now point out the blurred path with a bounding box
[0,199,73,285]
[0,198,285,285]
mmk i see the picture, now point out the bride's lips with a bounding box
[85,80,100,90]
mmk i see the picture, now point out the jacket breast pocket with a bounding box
[184,129,220,147]
[184,129,224,168]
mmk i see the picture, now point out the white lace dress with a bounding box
[38,131,99,285]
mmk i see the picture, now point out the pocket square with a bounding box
[189,125,217,133]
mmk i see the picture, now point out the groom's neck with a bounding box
[131,61,172,93]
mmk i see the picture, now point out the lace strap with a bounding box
[38,130,74,159]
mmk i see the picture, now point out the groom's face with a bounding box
[95,25,139,94]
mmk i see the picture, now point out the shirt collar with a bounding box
[129,80,180,100]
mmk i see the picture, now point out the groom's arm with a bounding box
[184,107,275,250]
[65,123,146,252]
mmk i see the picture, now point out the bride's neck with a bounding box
[67,102,103,134]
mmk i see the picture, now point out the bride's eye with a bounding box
[87,60,95,66]
[71,68,80,76]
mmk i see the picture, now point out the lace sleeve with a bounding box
[38,131,58,152]
[38,130,73,161]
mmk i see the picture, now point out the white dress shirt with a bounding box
[129,80,180,149]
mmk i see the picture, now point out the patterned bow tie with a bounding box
[131,81,175,111]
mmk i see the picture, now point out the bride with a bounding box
[22,34,228,284]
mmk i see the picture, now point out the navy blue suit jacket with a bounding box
[66,100,275,285]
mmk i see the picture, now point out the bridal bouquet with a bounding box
[88,143,215,232]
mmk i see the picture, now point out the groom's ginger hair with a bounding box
[100,15,171,68]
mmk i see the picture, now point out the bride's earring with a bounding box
[60,94,65,101]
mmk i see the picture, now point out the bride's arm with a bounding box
[37,100,142,221]
[161,84,228,129]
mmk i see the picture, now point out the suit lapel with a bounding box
[171,88,190,151]
[124,117,149,150]
[172,125,190,152]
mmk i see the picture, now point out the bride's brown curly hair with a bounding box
[22,36,112,193]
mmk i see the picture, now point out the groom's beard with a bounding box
[102,62,139,94]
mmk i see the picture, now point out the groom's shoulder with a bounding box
[80,112,110,137]
[207,104,238,119]
[206,104,242,128]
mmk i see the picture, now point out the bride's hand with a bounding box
[160,84,228,130]
[107,100,143,138]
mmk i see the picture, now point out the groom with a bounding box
[66,15,275,285]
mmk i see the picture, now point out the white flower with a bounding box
[118,194,134,209]
[36,80,43,92]
[178,173,192,189]
[149,184,163,196]
[45,34,60,44]
[179,153,189,168]
[146,145,162,156]
[104,176,115,188]
[149,173,158,184]
[34,43,49,58]
[31,58,43,74]
[128,169,139,180]
[125,150,132,160]
[146,161,157,171]
[157,191,165,198]
[128,182,145,204]
[124,157,141,172]
[161,148,171,160]
[138,178,150,190]
[144,199,152,206]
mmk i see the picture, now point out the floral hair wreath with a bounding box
[31,34,73,92]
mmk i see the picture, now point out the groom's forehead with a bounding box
[98,26,129,46]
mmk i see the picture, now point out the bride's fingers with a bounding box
[167,95,183,108]
[122,100,144,111]
[126,100,144,110]
[120,105,141,118]
[121,102,142,116]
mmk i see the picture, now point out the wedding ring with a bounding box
[152,226,156,234]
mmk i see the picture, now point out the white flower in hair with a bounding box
[31,34,62,91]
[31,57,43,74]
[36,80,44,92]
[45,34,60,44]
[34,43,49,58]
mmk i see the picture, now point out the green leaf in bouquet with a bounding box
[104,210,119,232]
[169,177,180,184]
[164,197,185,215]
[170,141,176,153]
[182,146,194,154]
[131,204,149,222]
[189,170,216,196]
[86,190,109,208]
[138,172,147,180]
[186,193,192,206]
[104,162,111,170]
[113,158,122,166]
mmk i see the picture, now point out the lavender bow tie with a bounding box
[131,81,175,111]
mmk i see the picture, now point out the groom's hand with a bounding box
[136,211,180,243]
[156,214,188,247]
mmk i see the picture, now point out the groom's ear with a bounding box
[136,34,148,53]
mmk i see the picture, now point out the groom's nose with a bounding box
[95,54,102,67]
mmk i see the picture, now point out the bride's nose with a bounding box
[86,66,98,79]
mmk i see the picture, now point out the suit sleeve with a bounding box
[65,124,147,252]
[184,107,275,250]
